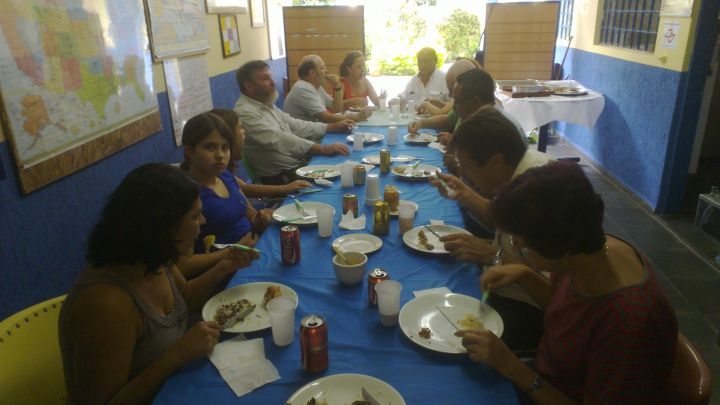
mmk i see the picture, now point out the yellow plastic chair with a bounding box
[0,295,67,404]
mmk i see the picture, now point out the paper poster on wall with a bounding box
[661,0,693,17]
[146,0,210,61]
[661,22,681,49]
[163,55,214,146]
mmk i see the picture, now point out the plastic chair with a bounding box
[0,295,67,404]
[660,332,713,404]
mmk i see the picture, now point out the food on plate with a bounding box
[203,234,216,253]
[419,327,433,339]
[457,314,485,330]
[213,298,256,329]
[308,171,328,179]
[417,230,434,250]
[262,285,282,308]
[306,398,328,405]
[407,133,436,142]
[392,166,407,174]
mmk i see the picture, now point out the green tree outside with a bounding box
[438,9,481,60]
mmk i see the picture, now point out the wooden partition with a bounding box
[483,2,561,80]
[283,6,364,89]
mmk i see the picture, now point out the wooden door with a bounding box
[283,6,364,90]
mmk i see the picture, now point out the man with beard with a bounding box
[234,60,353,185]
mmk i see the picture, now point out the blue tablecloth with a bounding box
[154,127,519,404]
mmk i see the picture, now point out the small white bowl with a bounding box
[332,251,368,286]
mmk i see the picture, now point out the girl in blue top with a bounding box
[180,112,273,277]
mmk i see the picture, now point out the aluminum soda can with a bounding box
[300,314,328,373]
[342,193,359,217]
[353,165,367,186]
[379,149,391,174]
[372,200,390,236]
[368,268,389,306]
[280,225,301,264]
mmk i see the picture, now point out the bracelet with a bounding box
[520,374,544,395]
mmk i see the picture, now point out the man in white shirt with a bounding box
[396,47,448,108]
[283,55,370,123]
[234,60,354,185]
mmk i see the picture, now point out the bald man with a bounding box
[284,54,371,123]
[417,57,481,117]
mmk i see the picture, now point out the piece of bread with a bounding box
[262,285,282,308]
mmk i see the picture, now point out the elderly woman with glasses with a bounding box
[456,161,678,404]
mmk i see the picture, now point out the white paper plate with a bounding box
[347,132,385,144]
[273,201,332,225]
[391,164,441,180]
[286,373,405,405]
[332,233,383,254]
[296,164,340,179]
[402,224,471,254]
[202,282,299,333]
[399,293,504,354]
[389,200,419,216]
[404,133,437,144]
[362,154,417,165]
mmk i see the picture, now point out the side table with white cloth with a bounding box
[497,80,606,154]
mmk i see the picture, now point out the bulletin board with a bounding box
[483,2,561,80]
[0,0,160,194]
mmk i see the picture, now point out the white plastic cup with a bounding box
[406,99,416,114]
[378,96,387,111]
[375,280,402,326]
[365,174,380,202]
[353,133,364,151]
[390,104,400,120]
[316,205,335,238]
[398,202,416,235]
[266,297,296,346]
[387,126,397,145]
[340,163,354,188]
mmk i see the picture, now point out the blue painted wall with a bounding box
[0,58,287,320]
[555,47,684,209]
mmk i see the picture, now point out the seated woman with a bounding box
[179,112,273,277]
[59,164,258,403]
[209,108,311,198]
[338,51,382,110]
[456,162,678,404]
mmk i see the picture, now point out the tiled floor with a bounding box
[547,140,720,404]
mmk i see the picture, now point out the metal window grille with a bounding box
[558,0,574,41]
[599,0,661,52]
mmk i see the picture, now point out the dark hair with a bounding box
[181,112,236,171]
[87,164,199,275]
[339,51,365,77]
[491,161,606,259]
[210,108,239,132]
[236,60,269,92]
[450,108,527,166]
[297,58,317,78]
[455,69,495,104]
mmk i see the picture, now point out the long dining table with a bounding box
[154,124,520,404]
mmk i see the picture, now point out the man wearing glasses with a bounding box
[284,54,371,123]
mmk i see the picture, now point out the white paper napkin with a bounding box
[429,142,446,153]
[315,178,333,187]
[339,212,366,230]
[208,336,280,397]
[413,286,451,298]
[429,219,445,226]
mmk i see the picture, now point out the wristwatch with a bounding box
[520,374,544,395]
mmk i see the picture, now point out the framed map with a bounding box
[0,0,160,193]
[145,0,210,61]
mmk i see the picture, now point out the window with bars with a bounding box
[599,0,661,52]
[558,0,574,41]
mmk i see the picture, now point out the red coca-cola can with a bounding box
[342,193,358,217]
[300,314,328,373]
[367,268,389,306]
[280,225,301,264]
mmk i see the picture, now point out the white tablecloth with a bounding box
[355,109,424,127]
[497,81,605,131]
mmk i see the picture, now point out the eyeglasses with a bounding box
[493,233,531,265]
